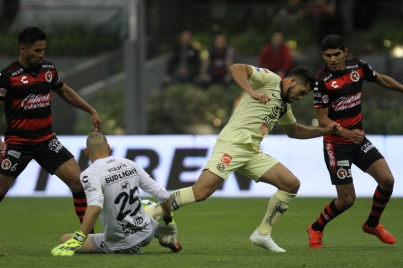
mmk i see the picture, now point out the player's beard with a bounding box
[283,84,295,103]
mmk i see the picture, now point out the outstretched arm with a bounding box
[229,64,271,103]
[54,84,102,132]
[281,121,341,139]
[375,73,403,93]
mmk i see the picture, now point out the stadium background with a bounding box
[1,0,403,198]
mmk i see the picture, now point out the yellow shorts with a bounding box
[204,139,279,182]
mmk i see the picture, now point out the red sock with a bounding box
[72,191,94,233]
[365,186,392,228]
[312,199,342,231]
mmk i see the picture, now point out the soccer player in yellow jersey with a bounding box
[147,64,341,252]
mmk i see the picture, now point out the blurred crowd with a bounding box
[162,0,349,89]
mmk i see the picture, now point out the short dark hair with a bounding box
[287,66,315,90]
[320,34,345,52]
[18,26,47,46]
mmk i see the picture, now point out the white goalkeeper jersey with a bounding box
[80,156,170,251]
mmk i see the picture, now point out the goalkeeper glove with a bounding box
[51,230,87,256]
[156,213,178,244]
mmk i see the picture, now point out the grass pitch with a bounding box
[0,197,402,268]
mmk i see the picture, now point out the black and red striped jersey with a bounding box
[313,58,377,144]
[0,60,64,144]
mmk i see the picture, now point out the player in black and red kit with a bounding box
[307,34,403,248]
[0,27,102,230]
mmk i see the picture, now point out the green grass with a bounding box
[0,197,402,268]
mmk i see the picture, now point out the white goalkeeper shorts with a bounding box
[91,218,159,254]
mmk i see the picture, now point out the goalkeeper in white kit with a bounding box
[51,132,181,256]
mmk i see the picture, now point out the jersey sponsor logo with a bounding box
[104,169,137,184]
[337,167,348,179]
[337,160,349,167]
[262,105,282,129]
[41,64,55,69]
[217,163,225,171]
[331,81,338,88]
[11,68,23,76]
[322,95,329,103]
[345,64,358,70]
[48,138,64,153]
[21,76,28,84]
[45,70,52,82]
[314,87,318,91]
[106,158,116,164]
[266,200,287,225]
[258,123,268,136]
[1,158,12,170]
[255,67,261,72]
[350,71,360,82]
[323,74,332,82]
[0,88,7,97]
[325,143,336,173]
[220,153,232,165]
[314,93,321,98]
[107,163,128,172]
[21,93,51,110]
[361,141,374,153]
[7,150,21,159]
[332,92,361,111]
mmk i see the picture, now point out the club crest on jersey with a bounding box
[45,70,52,82]
[0,88,7,97]
[1,158,11,170]
[217,163,225,172]
[337,168,348,179]
[350,71,360,82]
[48,138,63,153]
[220,153,232,165]
[121,181,130,190]
[322,95,329,103]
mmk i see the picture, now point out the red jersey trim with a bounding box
[5,133,55,144]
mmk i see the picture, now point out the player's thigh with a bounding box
[88,234,112,254]
[0,143,34,179]
[365,158,394,188]
[53,158,82,191]
[34,137,81,191]
[0,174,14,200]
[192,169,224,200]
[258,162,300,193]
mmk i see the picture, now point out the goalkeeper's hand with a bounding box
[156,213,178,244]
[51,230,87,256]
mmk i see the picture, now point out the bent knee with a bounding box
[279,178,300,194]
[336,197,355,211]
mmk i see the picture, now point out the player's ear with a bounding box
[84,148,89,157]
[107,144,111,154]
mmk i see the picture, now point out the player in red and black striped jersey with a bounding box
[307,34,403,248]
[0,27,102,232]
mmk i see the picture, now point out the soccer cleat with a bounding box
[362,223,396,244]
[307,224,323,248]
[249,228,285,253]
[159,239,182,253]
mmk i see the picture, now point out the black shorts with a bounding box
[0,136,74,178]
[323,137,384,185]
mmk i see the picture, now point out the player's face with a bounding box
[284,81,310,103]
[20,40,46,69]
[322,48,348,72]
